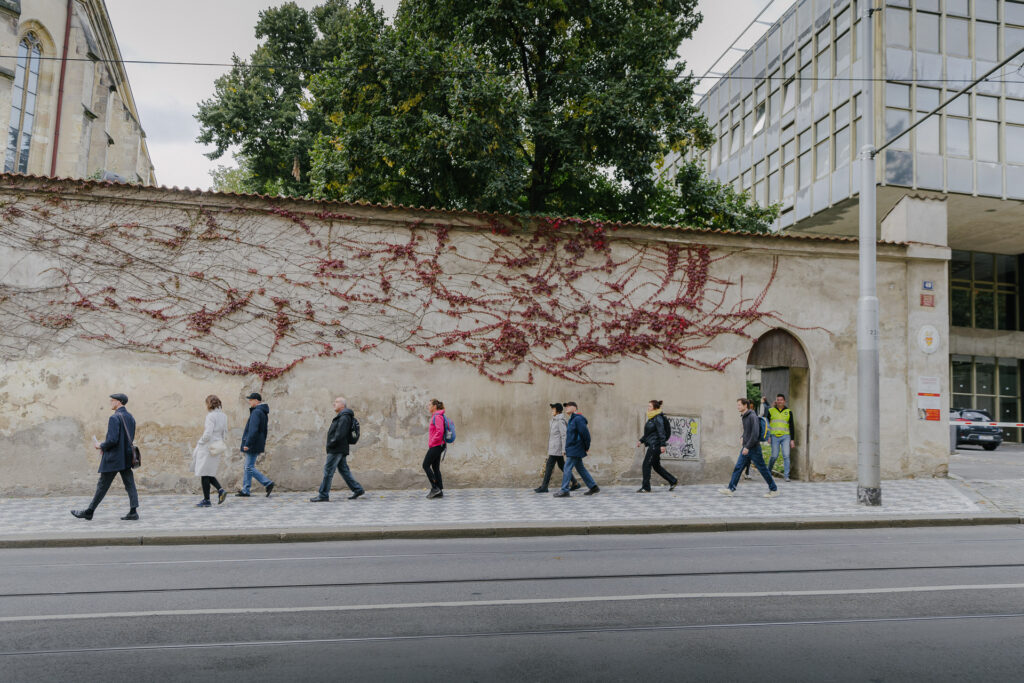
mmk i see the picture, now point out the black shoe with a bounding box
[348,490,365,500]
[234,491,250,497]
[121,510,139,521]
[636,488,650,493]
[553,490,570,498]
[583,486,600,496]
[427,487,440,499]
[569,482,582,491]
[534,486,549,493]
[265,482,275,497]
[669,482,678,491]
[218,489,228,504]
[71,509,93,520]
[434,491,444,498]
[310,496,329,502]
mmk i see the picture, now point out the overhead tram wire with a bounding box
[3,52,1024,85]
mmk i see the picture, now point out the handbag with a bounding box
[117,413,142,470]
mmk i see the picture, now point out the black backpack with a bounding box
[659,413,672,439]
[348,415,361,445]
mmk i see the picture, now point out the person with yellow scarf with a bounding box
[636,400,679,492]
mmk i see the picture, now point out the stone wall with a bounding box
[0,178,952,496]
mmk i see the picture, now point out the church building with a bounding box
[0,0,154,183]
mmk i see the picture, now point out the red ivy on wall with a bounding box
[0,191,784,384]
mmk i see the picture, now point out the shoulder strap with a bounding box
[116,413,135,448]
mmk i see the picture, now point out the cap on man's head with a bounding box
[550,402,563,413]
[109,393,128,405]
[245,392,262,401]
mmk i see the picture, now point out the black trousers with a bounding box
[641,446,677,490]
[423,445,445,490]
[540,456,577,488]
[89,469,139,511]
[201,476,223,500]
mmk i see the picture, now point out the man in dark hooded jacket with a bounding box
[719,398,779,497]
[553,401,600,497]
[310,396,365,501]
[237,392,275,497]
[72,393,140,520]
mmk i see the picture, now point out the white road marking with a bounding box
[2,582,1024,623]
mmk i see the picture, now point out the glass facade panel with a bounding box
[975,290,996,330]
[977,95,999,121]
[835,30,851,73]
[1001,359,1019,397]
[946,0,968,16]
[951,287,971,326]
[976,121,999,162]
[1009,125,1024,163]
[916,13,939,53]
[976,0,998,22]
[997,254,1017,284]
[834,126,850,168]
[998,293,1018,331]
[952,355,972,393]
[885,149,912,184]
[885,7,910,48]
[975,22,998,62]
[945,17,969,57]
[1008,1,1024,27]
[917,87,940,112]
[975,253,995,283]
[815,139,830,178]
[976,358,997,395]
[917,117,940,154]
[946,117,970,157]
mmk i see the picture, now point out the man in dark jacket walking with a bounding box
[71,393,140,520]
[719,398,779,497]
[310,396,365,501]
[553,401,600,497]
[236,392,275,497]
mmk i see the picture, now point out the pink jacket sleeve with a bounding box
[428,411,445,447]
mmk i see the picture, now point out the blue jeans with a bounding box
[560,456,596,492]
[727,445,776,491]
[241,452,272,494]
[317,452,363,499]
[769,435,791,478]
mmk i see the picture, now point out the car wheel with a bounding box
[982,443,1000,451]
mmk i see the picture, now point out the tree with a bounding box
[208,162,257,195]
[196,0,775,230]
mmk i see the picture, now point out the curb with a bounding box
[0,513,1019,549]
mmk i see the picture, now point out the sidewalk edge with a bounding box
[0,514,1019,549]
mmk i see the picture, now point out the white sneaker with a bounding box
[717,488,734,497]
[764,490,780,498]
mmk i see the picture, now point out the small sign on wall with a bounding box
[917,376,941,421]
[920,293,935,307]
[663,415,700,460]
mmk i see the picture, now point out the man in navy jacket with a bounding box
[237,392,275,497]
[554,401,600,497]
[71,393,140,520]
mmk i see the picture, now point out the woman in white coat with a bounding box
[193,394,229,507]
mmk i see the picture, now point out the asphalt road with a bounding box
[950,442,1024,480]
[2,526,1024,682]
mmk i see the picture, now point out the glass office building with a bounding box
[686,0,1024,440]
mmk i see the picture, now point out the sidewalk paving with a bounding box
[1,477,1020,548]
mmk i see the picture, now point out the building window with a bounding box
[950,250,1019,331]
[951,355,1022,442]
[5,34,42,174]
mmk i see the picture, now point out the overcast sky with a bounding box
[104,0,778,190]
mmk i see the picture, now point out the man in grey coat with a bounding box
[310,397,365,501]
[72,393,140,520]
[719,398,779,498]
[534,403,579,493]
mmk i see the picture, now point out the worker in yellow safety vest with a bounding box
[768,394,796,482]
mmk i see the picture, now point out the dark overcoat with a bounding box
[98,406,135,473]
[564,413,591,459]
[241,403,269,454]
[326,408,353,456]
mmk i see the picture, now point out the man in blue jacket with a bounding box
[554,401,600,497]
[236,392,275,497]
[71,393,140,520]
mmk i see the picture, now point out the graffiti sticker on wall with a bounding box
[663,415,700,460]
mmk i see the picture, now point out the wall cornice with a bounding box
[0,1,20,17]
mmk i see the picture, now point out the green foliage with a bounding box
[196,0,774,231]
[746,380,762,404]
[209,162,257,195]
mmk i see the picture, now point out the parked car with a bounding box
[951,409,1003,451]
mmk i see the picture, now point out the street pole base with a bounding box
[857,486,882,506]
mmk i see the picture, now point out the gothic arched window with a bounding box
[5,33,42,173]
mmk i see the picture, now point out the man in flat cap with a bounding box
[237,391,275,497]
[71,393,140,520]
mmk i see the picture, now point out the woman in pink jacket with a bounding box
[424,398,447,499]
